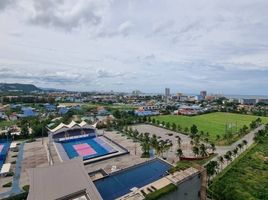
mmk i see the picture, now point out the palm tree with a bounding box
[216,135,220,141]
[210,143,216,153]
[205,161,219,182]
[177,136,181,148]
[199,143,207,157]
[150,134,158,149]
[224,154,231,164]
[176,148,183,157]
[242,140,248,147]
[190,140,194,146]
[194,134,200,146]
[192,146,199,157]
[233,148,238,157]
[237,143,243,152]
[217,156,224,170]
[172,123,177,131]
[226,150,232,158]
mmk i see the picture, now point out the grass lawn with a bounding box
[0,120,15,128]
[209,135,268,200]
[170,154,217,173]
[153,112,268,142]
[81,103,137,111]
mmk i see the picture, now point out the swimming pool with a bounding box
[59,136,117,160]
[94,159,172,200]
[0,140,11,170]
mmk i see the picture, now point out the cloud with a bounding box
[96,69,125,78]
[152,20,174,34]
[0,0,16,10]
[1,0,268,93]
[28,0,111,31]
[118,21,134,36]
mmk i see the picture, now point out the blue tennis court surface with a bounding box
[0,140,11,170]
[60,136,116,160]
[94,159,172,200]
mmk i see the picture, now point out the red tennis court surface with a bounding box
[73,143,96,156]
[0,144,3,153]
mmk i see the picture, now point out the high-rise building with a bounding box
[165,88,170,97]
[200,91,207,99]
[164,88,170,103]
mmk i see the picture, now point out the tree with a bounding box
[192,146,199,157]
[172,123,177,131]
[237,143,243,151]
[232,148,238,157]
[210,143,216,153]
[177,136,181,148]
[150,134,158,149]
[190,124,198,136]
[177,124,182,132]
[141,141,150,158]
[242,140,248,146]
[226,150,232,158]
[184,127,189,133]
[21,124,29,137]
[176,148,183,157]
[216,135,220,141]
[205,161,219,182]
[152,118,156,124]
[217,156,224,170]
[200,143,207,157]
[133,129,139,139]
[224,154,231,163]
[166,122,170,129]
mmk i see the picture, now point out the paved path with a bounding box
[215,125,264,156]
[0,142,25,199]
[206,125,265,175]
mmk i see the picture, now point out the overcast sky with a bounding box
[0,0,268,94]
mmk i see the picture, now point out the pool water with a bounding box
[60,136,115,160]
[94,159,172,200]
[0,141,11,170]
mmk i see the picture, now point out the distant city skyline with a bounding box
[0,0,268,95]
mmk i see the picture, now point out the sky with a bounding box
[0,0,268,95]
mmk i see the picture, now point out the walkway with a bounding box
[215,125,264,156]
[0,142,25,199]
[207,125,265,174]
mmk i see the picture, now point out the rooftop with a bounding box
[27,158,102,200]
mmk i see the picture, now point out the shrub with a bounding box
[6,172,14,177]
[2,192,28,200]
[3,182,12,187]
[145,184,177,200]
[23,185,30,192]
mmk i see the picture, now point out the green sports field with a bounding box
[152,112,268,142]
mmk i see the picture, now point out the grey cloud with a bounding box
[0,66,90,84]
[152,20,174,34]
[0,0,16,10]
[28,0,110,31]
[96,69,125,78]
[118,21,134,37]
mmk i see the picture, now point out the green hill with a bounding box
[0,83,42,93]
